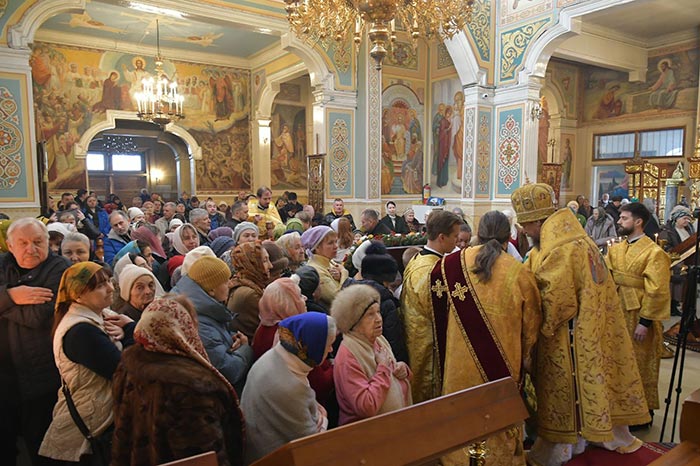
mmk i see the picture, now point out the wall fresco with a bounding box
[270,103,307,191]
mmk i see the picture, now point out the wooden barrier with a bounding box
[649,387,700,465]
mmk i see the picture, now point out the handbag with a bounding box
[62,379,113,466]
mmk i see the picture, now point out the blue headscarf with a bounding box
[278,312,332,367]
[111,240,141,267]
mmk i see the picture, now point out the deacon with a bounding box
[400,209,462,403]
[511,183,650,465]
[247,186,283,237]
[433,211,541,465]
[607,202,670,425]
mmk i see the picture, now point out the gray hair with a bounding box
[276,231,302,258]
[62,232,90,247]
[361,208,379,222]
[109,210,128,222]
[164,201,176,209]
[189,208,208,223]
[7,218,48,243]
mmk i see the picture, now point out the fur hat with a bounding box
[331,284,380,334]
[361,251,398,284]
[208,226,234,242]
[210,236,236,258]
[188,256,231,293]
[294,265,320,299]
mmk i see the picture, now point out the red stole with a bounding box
[430,251,513,383]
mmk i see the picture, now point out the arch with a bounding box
[519,0,638,82]
[443,31,484,87]
[257,61,309,119]
[541,84,564,118]
[8,0,85,49]
[280,33,335,91]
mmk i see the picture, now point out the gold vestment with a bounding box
[400,250,441,402]
[247,200,283,233]
[607,235,671,409]
[527,209,650,444]
[441,246,542,466]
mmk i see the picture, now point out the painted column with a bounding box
[0,47,41,216]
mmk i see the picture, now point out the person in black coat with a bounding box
[295,265,328,314]
[342,242,408,363]
[379,201,410,234]
[360,208,392,236]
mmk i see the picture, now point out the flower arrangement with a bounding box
[343,232,428,273]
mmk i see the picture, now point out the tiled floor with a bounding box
[638,315,700,444]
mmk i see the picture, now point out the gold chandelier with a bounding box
[283,0,475,68]
[135,20,185,126]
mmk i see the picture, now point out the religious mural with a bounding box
[270,103,307,191]
[30,42,251,192]
[560,133,575,191]
[381,83,424,195]
[430,78,463,195]
[595,165,629,202]
[547,59,578,120]
[582,42,699,121]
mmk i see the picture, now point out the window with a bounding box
[593,127,685,160]
[87,152,145,173]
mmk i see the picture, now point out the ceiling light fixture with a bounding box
[283,0,474,69]
[135,19,185,127]
[129,2,185,19]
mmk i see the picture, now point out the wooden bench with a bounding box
[649,387,700,465]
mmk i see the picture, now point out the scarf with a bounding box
[278,312,331,367]
[56,261,103,309]
[112,240,141,267]
[258,277,306,326]
[341,333,411,414]
[230,242,269,295]
[131,226,167,259]
[172,224,200,256]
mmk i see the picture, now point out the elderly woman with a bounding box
[112,296,245,466]
[276,231,306,271]
[227,241,273,340]
[241,312,336,464]
[232,221,259,245]
[116,264,164,322]
[664,205,695,316]
[262,240,290,280]
[158,223,200,290]
[301,226,349,310]
[585,206,617,247]
[403,208,421,233]
[131,225,167,266]
[39,262,134,464]
[252,277,307,360]
[331,284,412,426]
[60,232,93,264]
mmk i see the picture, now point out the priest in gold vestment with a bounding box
[247,186,283,237]
[400,210,463,403]
[437,211,541,466]
[511,183,650,466]
[607,202,670,413]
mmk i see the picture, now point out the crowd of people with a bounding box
[0,183,683,466]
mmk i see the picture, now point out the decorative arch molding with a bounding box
[443,31,485,87]
[257,61,309,120]
[8,0,85,49]
[73,110,202,161]
[519,0,638,83]
[280,33,335,91]
[541,84,565,118]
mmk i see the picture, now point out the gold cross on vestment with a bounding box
[451,282,469,301]
[431,279,448,298]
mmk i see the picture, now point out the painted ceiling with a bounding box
[40,0,281,59]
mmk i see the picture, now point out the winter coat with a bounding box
[0,251,70,399]
[585,214,617,246]
[172,276,253,394]
[103,230,129,266]
[112,345,244,466]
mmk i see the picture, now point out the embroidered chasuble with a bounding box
[437,246,541,466]
[526,209,650,444]
[247,200,283,233]
[607,235,671,409]
[400,250,442,402]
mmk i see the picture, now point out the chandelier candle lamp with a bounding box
[135,20,185,126]
[283,0,474,69]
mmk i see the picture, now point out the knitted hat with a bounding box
[301,225,334,256]
[128,207,145,221]
[294,265,320,299]
[118,264,163,302]
[510,183,557,224]
[286,218,304,233]
[167,255,185,276]
[188,256,231,292]
[233,221,259,244]
[351,239,374,272]
[181,245,215,275]
[261,241,289,278]
[210,236,236,258]
[208,226,234,242]
[362,251,398,284]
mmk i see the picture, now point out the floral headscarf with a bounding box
[131,226,166,259]
[172,223,199,256]
[56,261,103,309]
[278,312,335,367]
[230,241,270,294]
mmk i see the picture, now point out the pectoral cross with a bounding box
[451,282,469,301]
[431,279,448,298]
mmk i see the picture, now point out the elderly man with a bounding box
[0,218,70,466]
[511,183,650,465]
[189,208,212,246]
[323,198,356,230]
[103,210,131,265]
[155,202,177,236]
[360,208,392,236]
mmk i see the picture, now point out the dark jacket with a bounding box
[172,276,253,395]
[112,345,245,466]
[83,207,110,236]
[379,215,410,234]
[323,212,356,230]
[367,222,393,237]
[0,251,70,399]
[116,301,144,323]
[342,278,409,363]
[605,203,620,226]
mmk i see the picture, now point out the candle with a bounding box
[654,233,659,244]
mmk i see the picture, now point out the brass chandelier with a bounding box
[283,0,475,68]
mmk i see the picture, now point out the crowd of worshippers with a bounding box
[0,182,679,466]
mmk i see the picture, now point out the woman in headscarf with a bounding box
[112,295,245,466]
[403,208,422,234]
[301,226,348,310]
[39,262,134,463]
[252,277,307,359]
[276,231,306,272]
[116,264,164,322]
[331,284,412,426]
[227,241,273,340]
[664,205,695,316]
[584,206,617,247]
[158,223,200,290]
[111,239,153,270]
[131,225,167,267]
[261,240,290,280]
[241,312,336,464]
